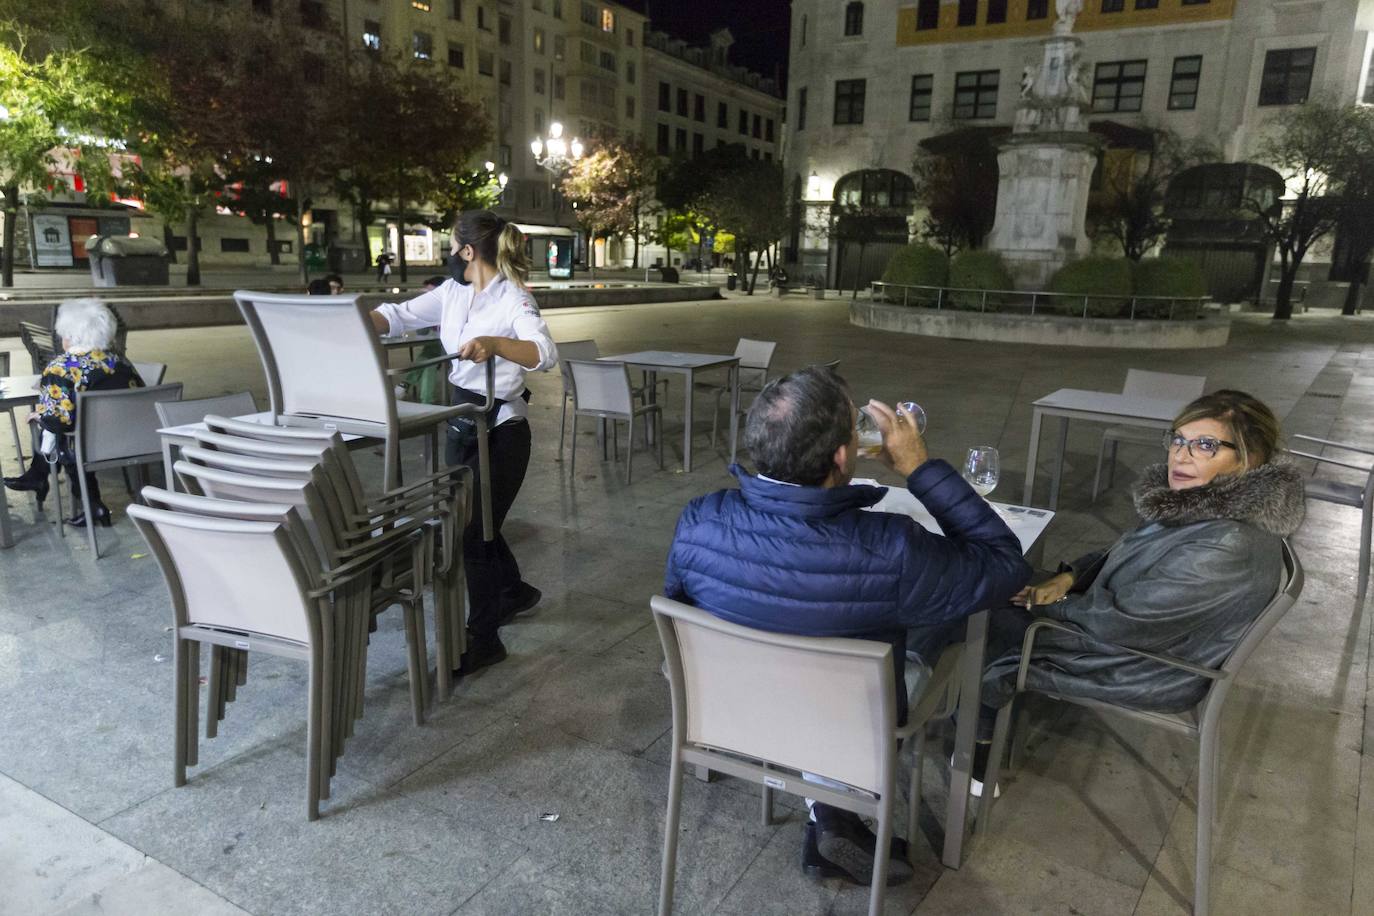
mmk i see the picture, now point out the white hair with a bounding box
[53,298,118,351]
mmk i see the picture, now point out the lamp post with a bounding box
[530,121,584,272]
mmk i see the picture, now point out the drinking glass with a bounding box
[856,401,929,459]
[963,446,1000,498]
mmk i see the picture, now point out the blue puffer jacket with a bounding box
[665,460,1032,722]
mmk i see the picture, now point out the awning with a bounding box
[514,223,576,238]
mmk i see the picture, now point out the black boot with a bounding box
[454,632,508,678]
[497,582,542,627]
[3,456,50,508]
[66,503,112,528]
[810,803,914,887]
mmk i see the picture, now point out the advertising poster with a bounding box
[32,214,74,267]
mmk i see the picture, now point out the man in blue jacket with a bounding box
[665,365,1030,888]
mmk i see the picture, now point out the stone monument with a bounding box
[986,0,1102,289]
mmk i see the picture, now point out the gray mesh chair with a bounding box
[566,359,663,483]
[556,338,667,460]
[132,362,168,385]
[61,382,184,558]
[701,338,777,447]
[651,595,962,916]
[1091,369,1206,500]
[155,391,257,429]
[19,321,56,374]
[978,540,1303,916]
[234,289,495,539]
[129,497,400,820]
[1287,435,1373,601]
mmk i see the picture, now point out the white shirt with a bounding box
[374,275,559,426]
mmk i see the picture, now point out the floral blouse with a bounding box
[35,349,143,432]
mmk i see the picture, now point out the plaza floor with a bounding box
[1,295,1371,915]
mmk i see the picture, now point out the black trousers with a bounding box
[446,412,532,642]
[907,605,1035,740]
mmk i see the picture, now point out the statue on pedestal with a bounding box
[1054,0,1083,35]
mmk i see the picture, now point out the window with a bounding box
[1181,0,1209,4]
[659,82,671,112]
[738,109,749,134]
[833,78,866,124]
[694,94,705,121]
[411,0,430,10]
[601,50,617,72]
[801,13,807,46]
[478,49,494,75]
[765,118,774,142]
[581,41,597,65]
[498,14,511,43]
[251,0,270,14]
[953,70,998,119]
[834,169,915,208]
[751,148,760,160]
[499,58,511,85]
[675,127,687,151]
[302,52,324,81]
[752,113,761,138]
[533,28,544,53]
[764,151,772,162]
[909,74,933,121]
[362,19,381,51]
[532,0,542,8]
[448,43,465,67]
[677,88,688,116]
[1364,54,1374,104]
[717,101,728,127]
[796,88,807,130]
[1259,47,1316,106]
[626,27,634,46]
[533,67,545,92]
[499,144,511,167]
[299,0,325,27]
[1026,0,1048,18]
[1100,0,1124,12]
[1135,0,1158,7]
[627,62,635,84]
[693,132,704,154]
[449,0,461,20]
[581,2,596,24]
[601,7,614,31]
[987,0,1007,23]
[220,238,250,253]
[1092,60,1146,112]
[599,83,615,107]
[553,35,565,60]
[413,31,433,60]
[957,0,976,26]
[1168,56,1200,110]
[657,123,670,153]
[553,0,562,16]
[916,0,939,30]
[844,1,863,36]
[534,109,543,133]
[626,95,635,118]
[477,5,488,29]
[553,74,565,99]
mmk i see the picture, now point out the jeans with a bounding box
[446,411,532,643]
[907,606,1035,741]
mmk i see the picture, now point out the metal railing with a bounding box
[869,281,1210,321]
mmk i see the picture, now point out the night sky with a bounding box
[622,0,794,88]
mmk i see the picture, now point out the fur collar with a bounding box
[1132,460,1306,537]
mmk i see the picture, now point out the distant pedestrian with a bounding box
[376,251,394,283]
[306,278,331,295]
[325,273,344,294]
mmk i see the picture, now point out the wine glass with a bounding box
[963,447,1000,499]
[856,401,929,460]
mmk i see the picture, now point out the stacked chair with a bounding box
[131,413,473,820]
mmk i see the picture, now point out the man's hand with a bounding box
[866,399,928,478]
[1011,572,1074,608]
[458,336,501,363]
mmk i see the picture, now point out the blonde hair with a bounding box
[54,297,118,351]
[1172,389,1281,469]
[454,210,529,288]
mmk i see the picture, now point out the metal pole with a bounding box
[1030,292,1037,315]
[936,287,943,310]
[903,285,909,307]
[1129,297,1136,320]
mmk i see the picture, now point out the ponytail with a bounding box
[454,209,530,288]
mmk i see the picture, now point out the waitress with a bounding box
[371,210,558,676]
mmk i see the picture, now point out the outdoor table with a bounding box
[0,375,42,548]
[857,478,1054,869]
[1023,388,1189,510]
[157,412,366,494]
[379,329,439,359]
[597,350,740,472]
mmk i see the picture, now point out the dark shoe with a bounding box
[801,822,850,880]
[497,583,542,627]
[65,505,112,528]
[454,633,508,678]
[812,803,914,887]
[4,474,49,509]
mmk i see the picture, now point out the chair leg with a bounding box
[1358,506,1371,603]
[173,636,190,788]
[658,755,685,916]
[657,409,664,469]
[760,781,773,826]
[1091,435,1109,501]
[557,394,568,461]
[185,642,200,768]
[867,794,892,916]
[52,461,64,537]
[1106,439,1119,490]
[206,646,222,740]
[78,467,99,558]
[7,408,25,463]
[907,728,925,858]
[976,700,1015,836]
[1195,724,1220,916]
[305,653,323,822]
[626,416,634,484]
[570,413,578,477]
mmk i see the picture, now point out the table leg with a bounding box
[728,364,740,465]
[162,440,177,494]
[1022,408,1043,506]
[0,464,13,549]
[942,608,989,869]
[1048,417,1069,512]
[683,368,695,472]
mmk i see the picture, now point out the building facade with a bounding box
[785,0,1374,290]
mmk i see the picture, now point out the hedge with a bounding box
[1132,257,1207,299]
[880,244,948,303]
[1047,257,1134,316]
[948,250,1015,310]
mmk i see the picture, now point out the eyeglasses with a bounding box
[1163,431,1238,459]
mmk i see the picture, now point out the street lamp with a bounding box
[530,121,584,180]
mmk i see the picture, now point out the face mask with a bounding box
[449,255,470,285]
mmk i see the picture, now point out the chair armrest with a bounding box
[1284,449,1373,473]
[1014,618,1224,694]
[359,465,472,513]
[1291,434,1374,456]
[311,530,428,593]
[385,352,462,375]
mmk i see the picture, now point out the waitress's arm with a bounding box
[457,304,559,371]
[371,285,446,336]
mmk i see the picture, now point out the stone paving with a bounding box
[1,295,1371,915]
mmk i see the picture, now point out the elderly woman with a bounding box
[910,389,1305,793]
[3,298,143,527]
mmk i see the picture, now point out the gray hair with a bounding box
[744,366,853,486]
[54,298,118,351]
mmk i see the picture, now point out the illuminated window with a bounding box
[833,78,866,125]
[1093,60,1146,112]
[362,19,381,50]
[533,28,544,53]
[413,31,433,60]
[411,0,431,10]
[953,70,998,119]
[601,7,615,31]
[1259,47,1316,106]
[909,74,932,121]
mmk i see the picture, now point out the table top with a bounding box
[158,411,363,443]
[598,350,738,370]
[0,375,41,407]
[1032,388,1187,422]
[855,478,1054,555]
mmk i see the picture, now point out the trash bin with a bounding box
[328,241,367,273]
[658,266,680,283]
[87,235,170,287]
[726,273,738,291]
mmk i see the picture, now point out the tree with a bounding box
[1245,99,1356,320]
[911,130,999,253]
[1330,106,1374,315]
[422,166,504,236]
[1088,129,1218,260]
[560,137,659,270]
